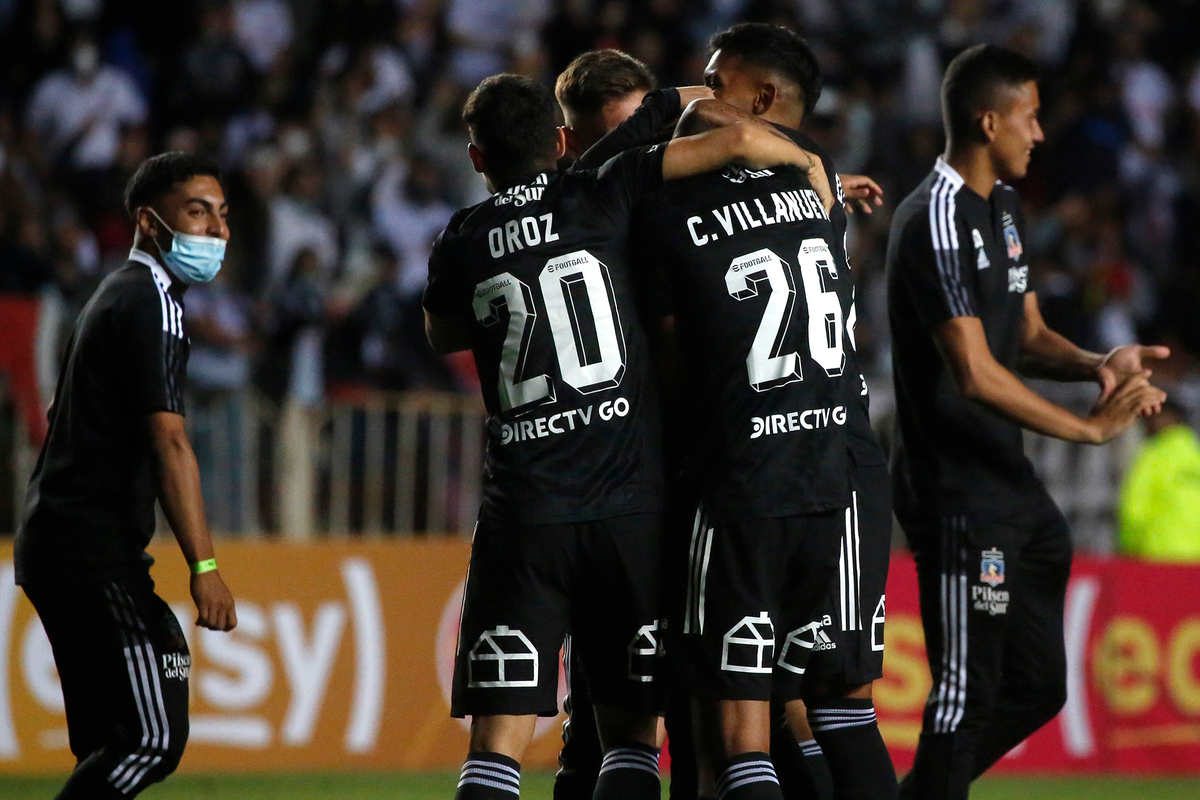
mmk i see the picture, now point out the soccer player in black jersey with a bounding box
[550,39,891,800]
[630,24,900,800]
[632,25,897,800]
[423,74,831,800]
[16,152,238,799]
[886,45,1168,800]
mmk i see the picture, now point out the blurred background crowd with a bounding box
[1,0,1200,552]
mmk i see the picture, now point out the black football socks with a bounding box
[456,753,521,799]
[716,752,785,800]
[594,743,661,800]
[807,699,898,800]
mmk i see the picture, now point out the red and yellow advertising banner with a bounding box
[1,542,1198,775]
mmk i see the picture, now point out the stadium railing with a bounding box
[1,384,1137,545]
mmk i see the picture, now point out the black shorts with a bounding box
[807,462,892,685]
[452,513,664,718]
[23,577,190,796]
[674,505,843,702]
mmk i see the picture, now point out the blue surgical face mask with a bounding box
[149,209,226,284]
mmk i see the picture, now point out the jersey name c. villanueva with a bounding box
[424,146,667,526]
[634,161,850,524]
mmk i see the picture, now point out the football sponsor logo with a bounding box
[972,585,1010,616]
[627,621,661,683]
[161,652,191,680]
[750,405,847,439]
[721,612,775,674]
[499,397,630,445]
[721,166,775,184]
[777,616,837,676]
[972,228,990,270]
[1008,265,1028,293]
[0,558,386,756]
[467,625,539,688]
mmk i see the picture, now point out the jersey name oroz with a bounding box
[487,212,559,258]
[687,188,829,247]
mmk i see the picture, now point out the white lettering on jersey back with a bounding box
[690,190,828,247]
[498,397,631,445]
[750,405,847,439]
[488,213,558,258]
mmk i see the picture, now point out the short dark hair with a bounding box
[942,44,1040,144]
[555,50,655,117]
[709,23,822,116]
[124,152,221,217]
[463,74,560,181]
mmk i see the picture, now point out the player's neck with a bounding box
[759,107,803,131]
[943,145,997,199]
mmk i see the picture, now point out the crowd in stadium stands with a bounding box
[1,1,1199,438]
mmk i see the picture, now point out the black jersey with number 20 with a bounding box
[635,163,850,524]
[424,146,667,527]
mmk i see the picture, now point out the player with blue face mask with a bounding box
[16,152,237,799]
[135,176,230,284]
[145,207,227,283]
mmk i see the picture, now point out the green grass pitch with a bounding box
[2,773,1199,799]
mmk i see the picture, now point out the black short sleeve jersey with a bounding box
[17,251,189,584]
[632,158,851,524]
[424,146,667,526]
[786,129,887,469]
[886,158,1039,519]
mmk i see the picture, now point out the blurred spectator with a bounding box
[233,0,295,73]
[268,158,338,286]
[371,154,454,300]
[0,0,1198,515]
[25,35,146,171]
[1118,399,1200,562]
[187,270,257,531]
[257,247,331,407]
[176,0,256,124]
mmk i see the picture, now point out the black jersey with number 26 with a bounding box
[424,146,667,527]
[634,162,850,524]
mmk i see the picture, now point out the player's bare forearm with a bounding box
[149,412,214,564]
[149,412,237,631]
[1015,292,1104,381]
[425,310,473,354]
[676,86,715,109]
[663,123,832,210]
[935,317,1162,444]
[674,98,786,139]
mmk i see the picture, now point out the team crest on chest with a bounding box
[1002,212,1023,260]
[980,548,1005,586]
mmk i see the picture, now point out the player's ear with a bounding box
[553,126,569,161]
[753,83,776,116]
[979,111,999,144]
[467,142,486,175]
[135,207,158,238]
[561,125,583,160]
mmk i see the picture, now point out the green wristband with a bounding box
[191,558,218,575]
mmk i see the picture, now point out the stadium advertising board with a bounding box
[0,542,1197,775]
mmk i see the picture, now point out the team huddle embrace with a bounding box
[14,17,1168,800]
[425,22,1168,800]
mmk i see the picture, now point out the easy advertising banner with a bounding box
[0,541,1198,775]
